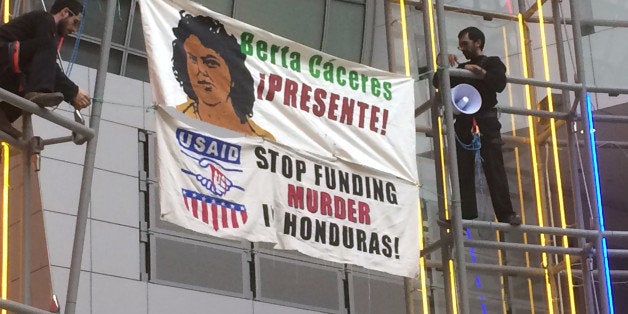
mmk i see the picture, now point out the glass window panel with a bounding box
[441,0,517,14]
[82,0,131,45]
[193,0,234,16]
[325,0,365,62]
[129,2,145,51]
[235,0,325,49]
[125,53,148,82]
[60,37,122,74]
[29,0,51,11]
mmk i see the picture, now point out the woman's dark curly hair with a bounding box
[172,11,254,123]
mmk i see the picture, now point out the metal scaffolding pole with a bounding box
[419,2,453,314]
[21,114,32,305]
[384,0,396,74]
[64,0,116,313]
[550,0,596,312]
[569,1,613,313]
[434,1,469,313]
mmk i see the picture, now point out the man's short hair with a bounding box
[458,26,485,50]
[51,0,83,15]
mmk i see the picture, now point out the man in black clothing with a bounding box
[0,0,91,138]
[436,27,521,225]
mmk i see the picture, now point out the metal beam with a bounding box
[420,238,446,257]
[0,131,27,149]
[0,88,94,140]
[423,260,547,277]
[42,136,74,146]
[0,298,53,314]
[465,239,586,255]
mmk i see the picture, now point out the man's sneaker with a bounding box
[504,214,522,226]
[25,92,64,107]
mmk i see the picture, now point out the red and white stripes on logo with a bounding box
[183,194,248,230]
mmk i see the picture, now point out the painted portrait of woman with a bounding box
[172,11,274,140]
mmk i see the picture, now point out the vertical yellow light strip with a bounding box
[536,1,577,312]
[440,119,457,312]
[399,0,411,76]
[2,0,10,23]
[398,1,429,311]
[517,14,554,314]
[1,142,9,314]
[438,118,458,314]
[417,202,429,314]
[503,26,535,314]
[448,259,458,313]
[426,0,437,70]
[438,120,449,220]
[495,230,506,314]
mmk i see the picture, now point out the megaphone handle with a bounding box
[471,118,480,135]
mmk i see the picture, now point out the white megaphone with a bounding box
[450,83,482,115]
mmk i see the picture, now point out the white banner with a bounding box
[141,0,419,277]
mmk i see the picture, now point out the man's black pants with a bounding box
[454,114,515,222]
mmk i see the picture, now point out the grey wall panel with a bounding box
[39,158,84,215]
[147,281,329,314]
[101,74,146,129]
[142,82,156,132]
[94,120,139,176]
[91,220,140,279]
[148,283,250,314]
[92,274,147,313]
[43,211,91,270]
[253,301,327,314]
[255,253,343,313]
[91,168,139,227]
